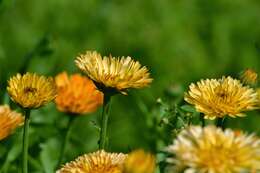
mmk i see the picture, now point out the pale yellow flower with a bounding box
[185,76,259,119]
[57,150,127,173]
[123,150,155,173]
[0,105,24,141]
[240,68,258,85]
[166,126,260,173]
[257,88,260,106]
[55,72,103,114]
[75,51,152,95]
[7,72,57,109]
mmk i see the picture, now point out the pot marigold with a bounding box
[55,72,103,114]
[75,51,152,95]
[185,76,259,119]
[257,88,260,106]
[56,150,127,173]
[123,150,155,173]
[7,73,57,109]
[166,126,260,173]
[0,105,24,141]
[240,68,258,85]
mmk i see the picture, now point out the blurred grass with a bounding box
[0,0,260,172]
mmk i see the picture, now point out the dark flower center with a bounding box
[217,92,227,98]
[24,87,37,94]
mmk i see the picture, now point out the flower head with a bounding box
[7,73,57,109]
[75,51,152,95]
[166,126,260,173]
[240,68,258,85]
[257,88,260,106]
[0,105,24,141]
[55,72,103,114]
[123,150,155,173]
[185,76,259,119]
[57,150,127,173]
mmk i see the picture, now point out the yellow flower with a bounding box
[166,126,260,173]
[257,88,260,105]
[55,72,103,114]
[57,150,127,173]
[240,68,258,85]
[0,105,24,141]
[185,76,259,119]
[75,51,153,95]
[123,150,155,173]
[7,72,57,109]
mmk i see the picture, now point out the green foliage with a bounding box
[0,0,260,172]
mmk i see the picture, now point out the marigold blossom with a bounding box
[0,105,24,141]
[166,126,260,173]
[57,150,127,173]
[240,68,258,85]
[7,73,57,109]
[185,76,259,119]
[55,72,103,114]
[123,149,155,173]
[75,51,152,95]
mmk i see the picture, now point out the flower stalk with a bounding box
[57,115,75,168]
[216,117,225,129]
[99,94,112,149]
[22,109,31,173]
[200,114,205,127]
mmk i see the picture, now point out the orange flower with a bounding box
[0,105,24,141]
[55,72,103,114]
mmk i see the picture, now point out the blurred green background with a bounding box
[0,0,260,172]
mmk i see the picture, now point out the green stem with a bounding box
[200,114,205,127]
[28,155,42,170]
[22,109,31,173]
[56,115,75,168]
[1,159,9,173]
[216,117,225,129]
[99,94,112,150]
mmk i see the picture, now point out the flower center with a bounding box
[198,144,235,171]
[215,86,229,101]
[217,92,227,98]
[24,87,37,94]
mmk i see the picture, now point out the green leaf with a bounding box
[180,105,197,113]
[0,133,23,173]
[40,138,60,173]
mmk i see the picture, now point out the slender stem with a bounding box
[200,114,205,127]
[56,115,75,168]
[216,117,225,129]
[1,159,9,173]
[99,94,112,149]
[22,109,31,173]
